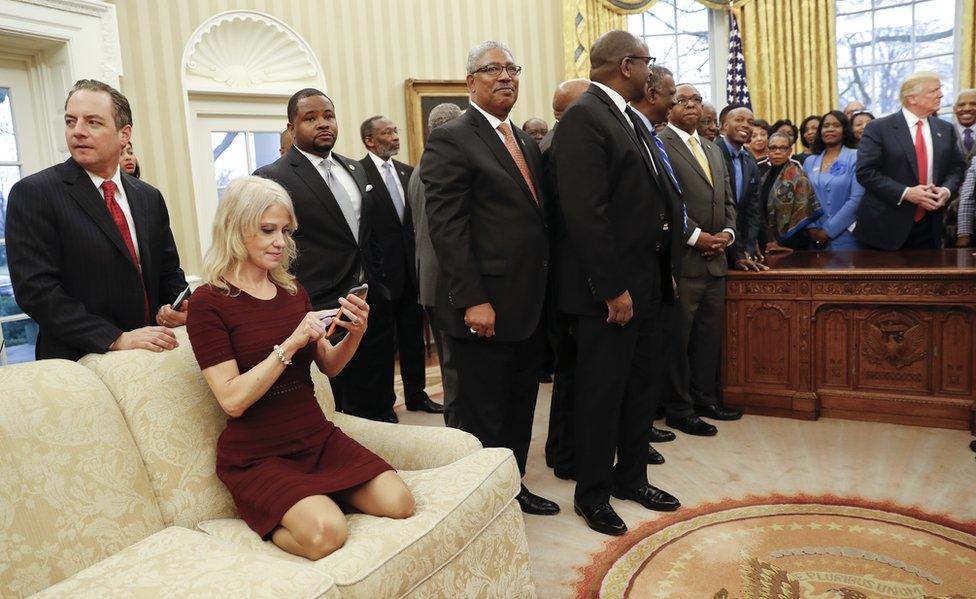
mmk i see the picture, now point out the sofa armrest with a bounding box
[330,412,483,470]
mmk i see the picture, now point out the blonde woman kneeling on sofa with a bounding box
[187,175,414,560]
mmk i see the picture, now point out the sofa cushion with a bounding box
[33,526,339,598]
[80,328,237,528]
[198,447,521,598]
[0,360,164,598]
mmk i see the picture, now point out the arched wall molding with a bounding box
[180,9,326,259]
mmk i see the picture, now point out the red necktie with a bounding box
[914,120,927,223]
[102,180,150,324]
[497,122,539,206]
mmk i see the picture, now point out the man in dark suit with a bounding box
[553,30,681,536]
[254,88,395,422]
[855,72,966,250]
[6,79,187,361]
[946,89,976,245]
[717,104,765,271]
[408,103,464,427]
[359,116,442,415]
[422,40,558,516]
[659,83,742,438]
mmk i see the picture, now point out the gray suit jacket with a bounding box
[407,165,438,307]
[659,126,736,278]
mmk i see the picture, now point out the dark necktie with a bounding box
[102,180,150,324]
[965,128,974,153]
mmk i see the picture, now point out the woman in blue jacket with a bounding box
[803,111,864,250]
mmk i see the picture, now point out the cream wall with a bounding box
[113,0,564,274]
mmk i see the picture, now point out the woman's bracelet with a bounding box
[272,344,292,366]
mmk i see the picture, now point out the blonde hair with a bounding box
[900,71,941,107]
[202,176,299,295]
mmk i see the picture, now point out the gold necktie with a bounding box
[689,136,713,186]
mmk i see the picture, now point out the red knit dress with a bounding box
[187,282,393,538]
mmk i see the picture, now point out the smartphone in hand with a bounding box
[171,285,191,310]
[326,284,369,337]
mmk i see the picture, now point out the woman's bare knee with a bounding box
[388,486,415,519]
[299,516,348,560]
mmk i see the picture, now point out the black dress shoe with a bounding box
[574,502,627,536]
[649,426,676,443]
[647,446,665,465]
[377,410,398,424]
[665,414,717,436]
[971,440,976,453]
[405,392,445,414]
[695,403,743,421]
[516,485,560,515]
[611,484,680,511]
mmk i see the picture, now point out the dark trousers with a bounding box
[427,307,461,428]
[900,212,940,250]
[574,308,664,507]
[664,274,725,418]
[330,295,395,420]
[545,313,576,472]
[452,328,544,476]
[391,287,428,401]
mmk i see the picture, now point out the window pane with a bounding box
[632,0,711,103]
[638,11,674,36]
[1,165,22,239]
[838,67,872,109]
[913,1,955,58]
[1,317,37,364]
[836,11,873,66]
[211,131,247,201]
[873,0,913,7]
[873,6,913,63]
[674,0,708,31]
[837,0,872,13]
[0,243,14,309]
[0,88,17,162]
[876,60,915,114]
[252,132,280,170]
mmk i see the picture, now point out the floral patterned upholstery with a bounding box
[0,360,165,598]
[197,448,528,598]
[33,526,339,598]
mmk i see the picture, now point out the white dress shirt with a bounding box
[666,123,735,247]
[899,108,948,203]
[468,101,511,143]
[295,145,362,223]
[87,166,139,259]
[367,151,406,204]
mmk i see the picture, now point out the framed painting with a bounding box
[404,79,470,164]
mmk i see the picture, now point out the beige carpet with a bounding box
[395,376,976,599]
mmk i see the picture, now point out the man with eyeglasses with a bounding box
[553,30,683,536]
[659,83,743,441]
[421,40,559,518]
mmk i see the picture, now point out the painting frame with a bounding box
[404,79,470,165]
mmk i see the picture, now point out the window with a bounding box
[211,131,280,201]
[836,0,957,116]
[629,0,724,104]
[0,86,36,365]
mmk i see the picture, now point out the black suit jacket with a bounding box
[359,155,416,300]
[254,146,386,309]
[420,107,550,342]
[716,136,762,261]
[855,112,966,250]
[551,84,681,318]
[5,158,187,360]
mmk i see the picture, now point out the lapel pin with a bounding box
[399,170,405,176]
[365,184,373,192]
[349,164,356,171]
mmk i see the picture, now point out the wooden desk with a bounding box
[723,249,976,432]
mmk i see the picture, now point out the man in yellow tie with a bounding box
[658,83,743,437]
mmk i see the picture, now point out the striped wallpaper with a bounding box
[113,0,564,272]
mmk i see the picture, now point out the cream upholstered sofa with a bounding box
[0,328,537,598]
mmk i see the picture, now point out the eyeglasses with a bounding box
[767,145,792,152]
[674,95,703,107]
[471,64,522,78]
[623,55,656,66]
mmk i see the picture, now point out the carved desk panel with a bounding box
[724,250,976,432]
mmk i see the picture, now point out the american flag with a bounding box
[726,11,751,108]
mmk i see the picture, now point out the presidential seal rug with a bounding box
[573,495,976,599]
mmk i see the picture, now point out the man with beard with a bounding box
[359,116,442,414]
[254,88,394,422]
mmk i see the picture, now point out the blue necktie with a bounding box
[649,130,689,234]
[382,162,405,222]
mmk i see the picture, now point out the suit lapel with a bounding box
[928,116,949,183]
[62,160,137,267]
[662,127,712,186]
[287,147,357,243]
[587,86,656,178]
[361,156,402,225]
[121,175,151,275]
[468,110,541,213]
[891,115,920,183]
